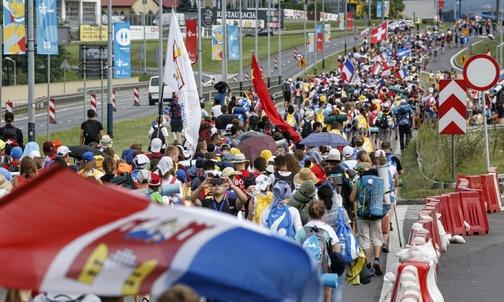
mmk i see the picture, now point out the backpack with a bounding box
[241,170,256,189]
[273,171,295,191]
[199,121,212,144]
[387,154,397,167]
[83,120,99,143]
[397,106,410,126]
[315,110,325,127]
[282,82,291,93]
[266,200,295,238]
[302,225,330,273]
[150,125,166,146]
[496,94,504,110]
[170,100,182,119]
[1,126,19,156]
[378,111,393,129]
[7,162,19,173]
[214,81,227,93]
[357,175,388,220]
[285,112,297,128]
[301,118,313,138]
[253,191,273,224]
[369,111,379,127]
[334,207,360,263]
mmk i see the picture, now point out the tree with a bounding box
[389,0,404,19]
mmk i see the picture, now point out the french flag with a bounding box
[396,68,408,79]
[499,69,504,81]
[339,58,355,82]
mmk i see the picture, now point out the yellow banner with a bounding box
[324,24,331,42]
[80,25,107,42]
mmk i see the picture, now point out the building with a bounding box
[60,0,101,26]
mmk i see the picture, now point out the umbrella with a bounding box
[0,167,322,301]
[300,132,349,148]
[234,130,268,142]
[68,145,109,159]
[237,135,278,163]
[388,86,403,94]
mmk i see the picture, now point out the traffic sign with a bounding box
[297,57,307,67]
[439,79,467,135]
[459,55,467,64]
[463,54,499,91]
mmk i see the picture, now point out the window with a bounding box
[82,2,96,24]
[66,1,78,24]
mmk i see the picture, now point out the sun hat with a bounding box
[150,138,162,153]
[157,157,174,175]
[290,181,316,204]
[100,135,113,145]
[264,164,275,174]
[57,146,71,157]
[0,174,12,192]
[221,167,243,178]
[229,153,247,163]
[305,109,314,118]
[294,168,319,186]
[256,174,272,191]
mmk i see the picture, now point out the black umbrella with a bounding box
[68,145,109,159]
[234,131,268,142]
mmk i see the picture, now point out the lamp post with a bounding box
[4,57,16,86]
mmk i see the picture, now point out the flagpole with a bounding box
[322,0,325,69]
[239,0,243,85]
[303,1,307,76]
[222,1,228,82]
[278,0,282,84]
[255,0,258,56]
[198,0,203,97]
[157,2,164,132]
[344,0,347,55]
[107,0,113,136]
[268,0,271,83]
[314,1,317,75]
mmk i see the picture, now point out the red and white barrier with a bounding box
[274,58,278,70]
[293,48,298,60]
[49,98,56,124]
[133,87,140,106]
[5,102,13,114]
[90,95,97,112]
[245,73,250,80]
[233,75,237,82]
[211,77,215,86]
[112,91,117,111]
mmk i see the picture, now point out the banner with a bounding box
[36,0,58,55]
[307,33,314,53]
[384,1,390,17]
[129,26,159,40]
[316,24,323,53]
[80,25,107,41]
[211,25,223,60]
[164,11,201,152]
[3,0,26,54]
[228,25,239,60]
[185,19,198,65]
[324,24,331,42]
[113,22,131,79]
[377,1,382,18]
[348,13,353,31]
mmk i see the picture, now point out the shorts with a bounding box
[170,119,183,132]
[357,219,383,249]
[283,93,292,103]
[294,96,303,105]
[378,128,391,142]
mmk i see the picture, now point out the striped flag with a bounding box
[396,68,408,79]
[371,63,382,76]
[339,58,356,82]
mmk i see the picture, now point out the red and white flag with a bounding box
[371,63,382,76]
[370,22,388,44]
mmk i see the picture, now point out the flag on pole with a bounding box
[371,63,382,76]
[359,28,370,38]
[396,68,408,79]
[163,10,201,152]
[370,21,388,44]
[251,54,301,142]
[396,47,411,58]
[339,58,356,82]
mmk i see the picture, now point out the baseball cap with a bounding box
[136,170,151,184]
[30,150,41,158]
[43,141,54,152]
[57,146,71,157]
[133,154,150,168]
[82,152,95,163]
[342,146,354,157]
[326,149,341,162]
[10,147,22,160]
[4,112,14,122]
[150,138,162,153]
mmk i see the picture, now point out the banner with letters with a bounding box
[36,0,58,55]
[3,0,26,54]
[211,25,223,60]
[377,1,382,18]
[324,24,331,42]
[307,33,314,53]
[185,19,198,65]
[228,25,239,60]
[113,22,131,79]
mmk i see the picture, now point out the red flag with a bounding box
[185,19,198,65]
[317,32,323,52]
[370,21,388,44]
[251,54,300,142]
[347,13,353,31]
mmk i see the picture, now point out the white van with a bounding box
[148,76,176,106]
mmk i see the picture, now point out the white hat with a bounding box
[256,174,272,191]
[133,154,150,167]
[267,156,276,163]
[221,167,243,178]
[157,157,174,175]
[375,150,386,158]
[150,138,162,153]
[136,170,151,184]
[230,153,247,163]
[264,164,275,174]
[326,149,341,162]
[293,168,319,186]
[30,150,41,158]
[305,109,314,118]
[382,102,390,108]
[100,135,113,145]
[57,146,71,157]
[342,146,354,157]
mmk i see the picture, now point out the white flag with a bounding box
[163,10,201,153]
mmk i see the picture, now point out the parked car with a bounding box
[388,20,414,32]
[245,28,274,37]
[148,76,175,106]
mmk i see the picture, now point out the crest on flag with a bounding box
[370,22,388,44]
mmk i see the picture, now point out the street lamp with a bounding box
[4,57,16,86]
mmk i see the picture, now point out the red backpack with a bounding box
[199,121,212,144]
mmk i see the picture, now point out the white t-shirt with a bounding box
[211,105,223,117]
[304,220,339,244]
[148,125,169,137]
[260,205,303,233]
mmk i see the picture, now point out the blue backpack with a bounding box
[302,225,329,273]
[357,175,389,219]
[334,207,360,263]
[266,200,295,238]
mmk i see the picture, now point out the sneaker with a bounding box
[382,243,389,253]
[390,222,393,231]
[373,261,384,276]
[368,267,375,276]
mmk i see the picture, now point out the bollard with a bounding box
[5,102,13,113]
[133,87,140,106]
[49,99,57,124]
[90,95,97,112]
[112,91,117,111]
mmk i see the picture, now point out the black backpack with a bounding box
[0,126,19,155]
[83,120,99,143]
[170,100,182,119]
[148,125,166,152]
[273,171,295,191]
[214,81,227,93]
[301,118,313,138]
[379,111,392,129]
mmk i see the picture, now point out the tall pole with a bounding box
[198,0,203,97]
[239,0,243,83]
[46,55,51,141]
[143,0,147,74]
[0,26,3,117]
[100,47,104,125]
[268,0,271,79]
[322,0,325,69]
[344,0,347,55]
[368,0,371,26]
[107,0,114,137]
[255,0,258,56]
[27,0,35,142]
[222,0,228,82]
[303,1,307,75]
[278,0,282,83]
[480,91,491,169]
[314,0,317,75]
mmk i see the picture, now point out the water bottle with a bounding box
[339,233,346,260]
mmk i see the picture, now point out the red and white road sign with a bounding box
[463,54,499,91]
[439,79,467,135]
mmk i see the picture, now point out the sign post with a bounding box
[462,54,500,171]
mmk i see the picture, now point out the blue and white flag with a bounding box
[396,47,411,58]
[396,67,408,79]
[228,25,239,60]
[113,22,131,79]
[36,0,58,55]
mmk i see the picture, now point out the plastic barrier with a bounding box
[479,174,501,213]
[455,174,468,191]
[486,167,502,209]
[429,195,455,236]
[420,206,442,255]
[457,188,489,235]
[391,262,443,302]
[442,192,467,236]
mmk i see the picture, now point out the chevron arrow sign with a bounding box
[439,79,467,135]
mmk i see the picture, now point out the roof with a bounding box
[101,0,136,6]
[154,0,179,8]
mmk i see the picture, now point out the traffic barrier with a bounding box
[479,174,500,213]
[89,94,97,112]
[486,167,502,208]
[49,98,57,124]
[429,195,455,236]
[274,58,278,69]
[133,87,140,106]
[245,73,250,80]
[420,206,441,255]
[112,91,117,111]
[391,262,442,302]
[442,192,467,236]
[457,188,489,235]
[455,174,469,191]
[5,102,13,113]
